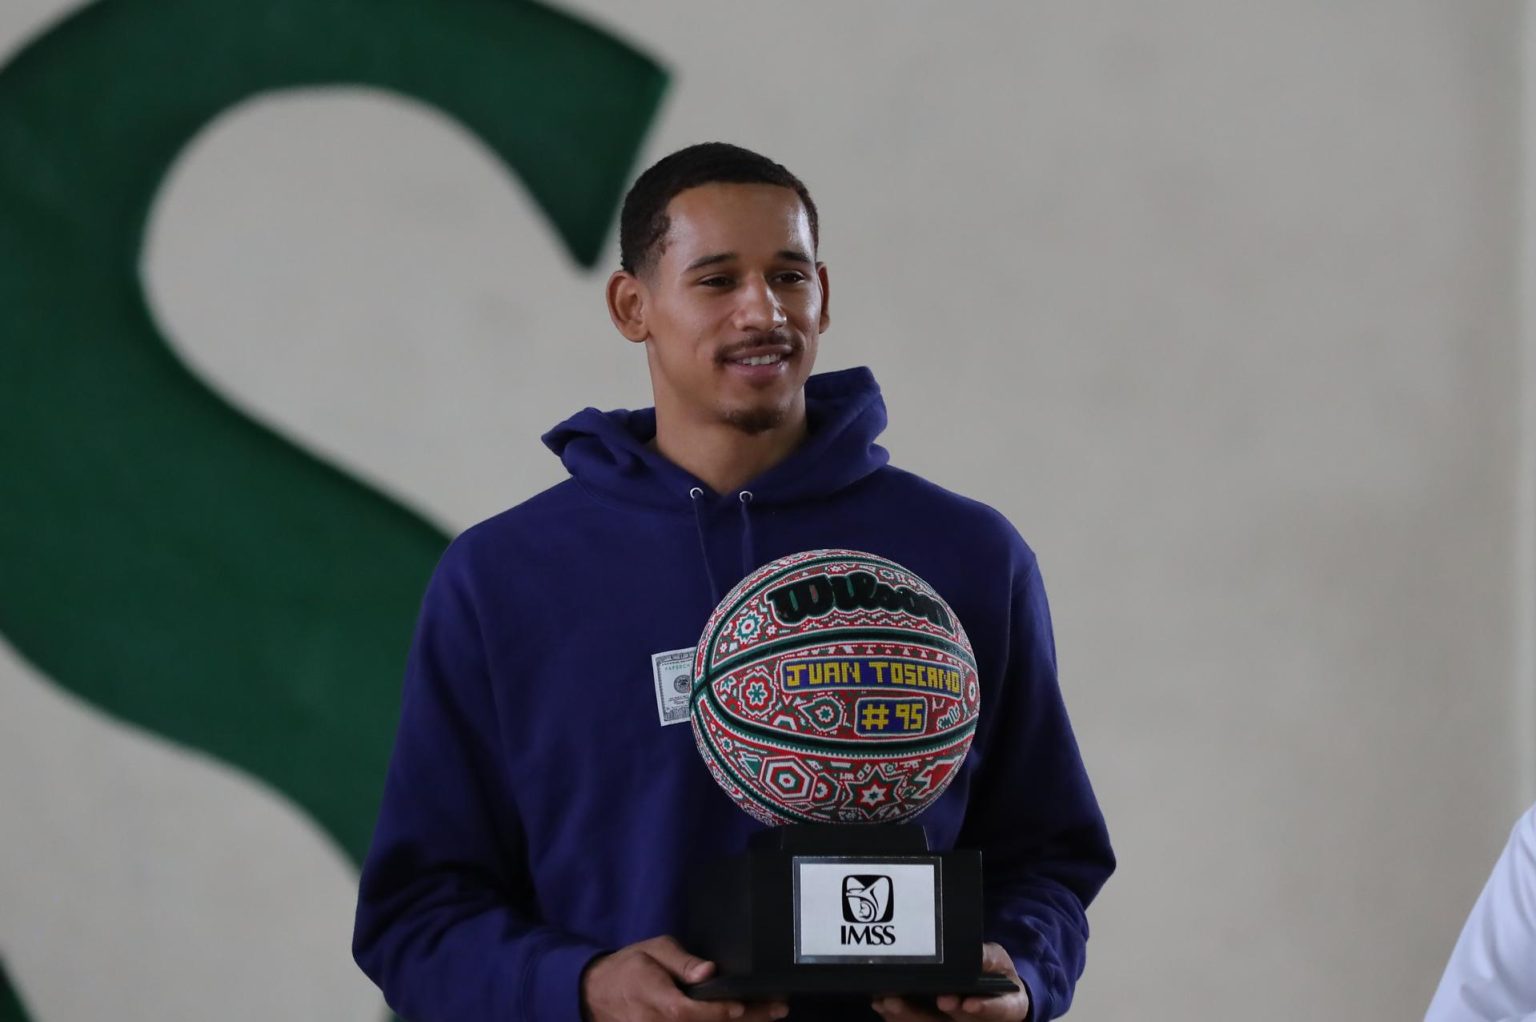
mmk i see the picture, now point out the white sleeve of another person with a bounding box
[1426,802,1536,1022]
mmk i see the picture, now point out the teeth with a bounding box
[736,354,783,366]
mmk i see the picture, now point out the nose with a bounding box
[732,274,786,332]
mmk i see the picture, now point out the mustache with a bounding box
[717,331,799,362]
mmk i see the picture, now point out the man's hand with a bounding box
[580,935,790,1022]
[871,943,1030,1022]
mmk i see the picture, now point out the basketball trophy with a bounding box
[683,550,1016,1002]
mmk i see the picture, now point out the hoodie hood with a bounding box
[542,366,890,513]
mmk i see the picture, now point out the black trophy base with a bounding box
[688,973,1019,1001]
[682,824,1012,1002]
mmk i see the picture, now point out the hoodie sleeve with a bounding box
[957,555,1115,1022]
[353,539,607,1022]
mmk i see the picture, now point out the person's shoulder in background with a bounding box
[1424,800,1536,1021]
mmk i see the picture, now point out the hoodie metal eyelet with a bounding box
[738,490,754,504]
[689,487,704,500]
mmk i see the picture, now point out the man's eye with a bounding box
[699,276,732,288]
[775,272,808,284]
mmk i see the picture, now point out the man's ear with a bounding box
[816,261,831,333]
[606,270,649,344]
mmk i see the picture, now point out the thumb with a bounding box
[980,942,1014,976]
[644,936,716,983]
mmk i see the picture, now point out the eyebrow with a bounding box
[684,249,814,272]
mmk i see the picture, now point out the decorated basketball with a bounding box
[690,549,979,826]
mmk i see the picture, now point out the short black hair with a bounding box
[618,142,819,275]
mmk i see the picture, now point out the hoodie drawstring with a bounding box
[689,487,759,607]
[689,487,721,604]
[738,490,757,579]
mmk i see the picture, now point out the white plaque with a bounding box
[792,857,942,963]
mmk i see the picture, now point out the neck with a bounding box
[651,400,808,496]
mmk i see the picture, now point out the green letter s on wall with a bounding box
[0,0,665,878]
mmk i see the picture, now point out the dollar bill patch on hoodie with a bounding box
[651,647,696,725]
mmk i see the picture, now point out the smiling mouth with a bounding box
[730,353,787,367]
[720,338,797,367]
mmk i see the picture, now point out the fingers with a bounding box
[634,938,786,1022]
[932,987,1025,1020]
[639,934,716,984]
[979,942,1015,977]
[946,992,1029,1021]
[584,935,791,1022]
[876,993,1023,1022]
[872,996,951,1021]
[957,941,1028,1021]
[668,992,788,1022]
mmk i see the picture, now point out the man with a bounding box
[353,142,1114,1022]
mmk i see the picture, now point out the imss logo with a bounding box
[840,874,895,945]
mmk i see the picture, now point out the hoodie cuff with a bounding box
[522,933,610,1022]
[1011,957,1047,1022]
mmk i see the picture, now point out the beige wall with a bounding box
[2,2,1529,1019]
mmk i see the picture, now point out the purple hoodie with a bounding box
[352,367,1114,1021]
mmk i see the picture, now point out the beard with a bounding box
[716,330,801,437]
[723,404,788,435]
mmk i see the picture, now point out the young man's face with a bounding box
[617,182,830,436]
